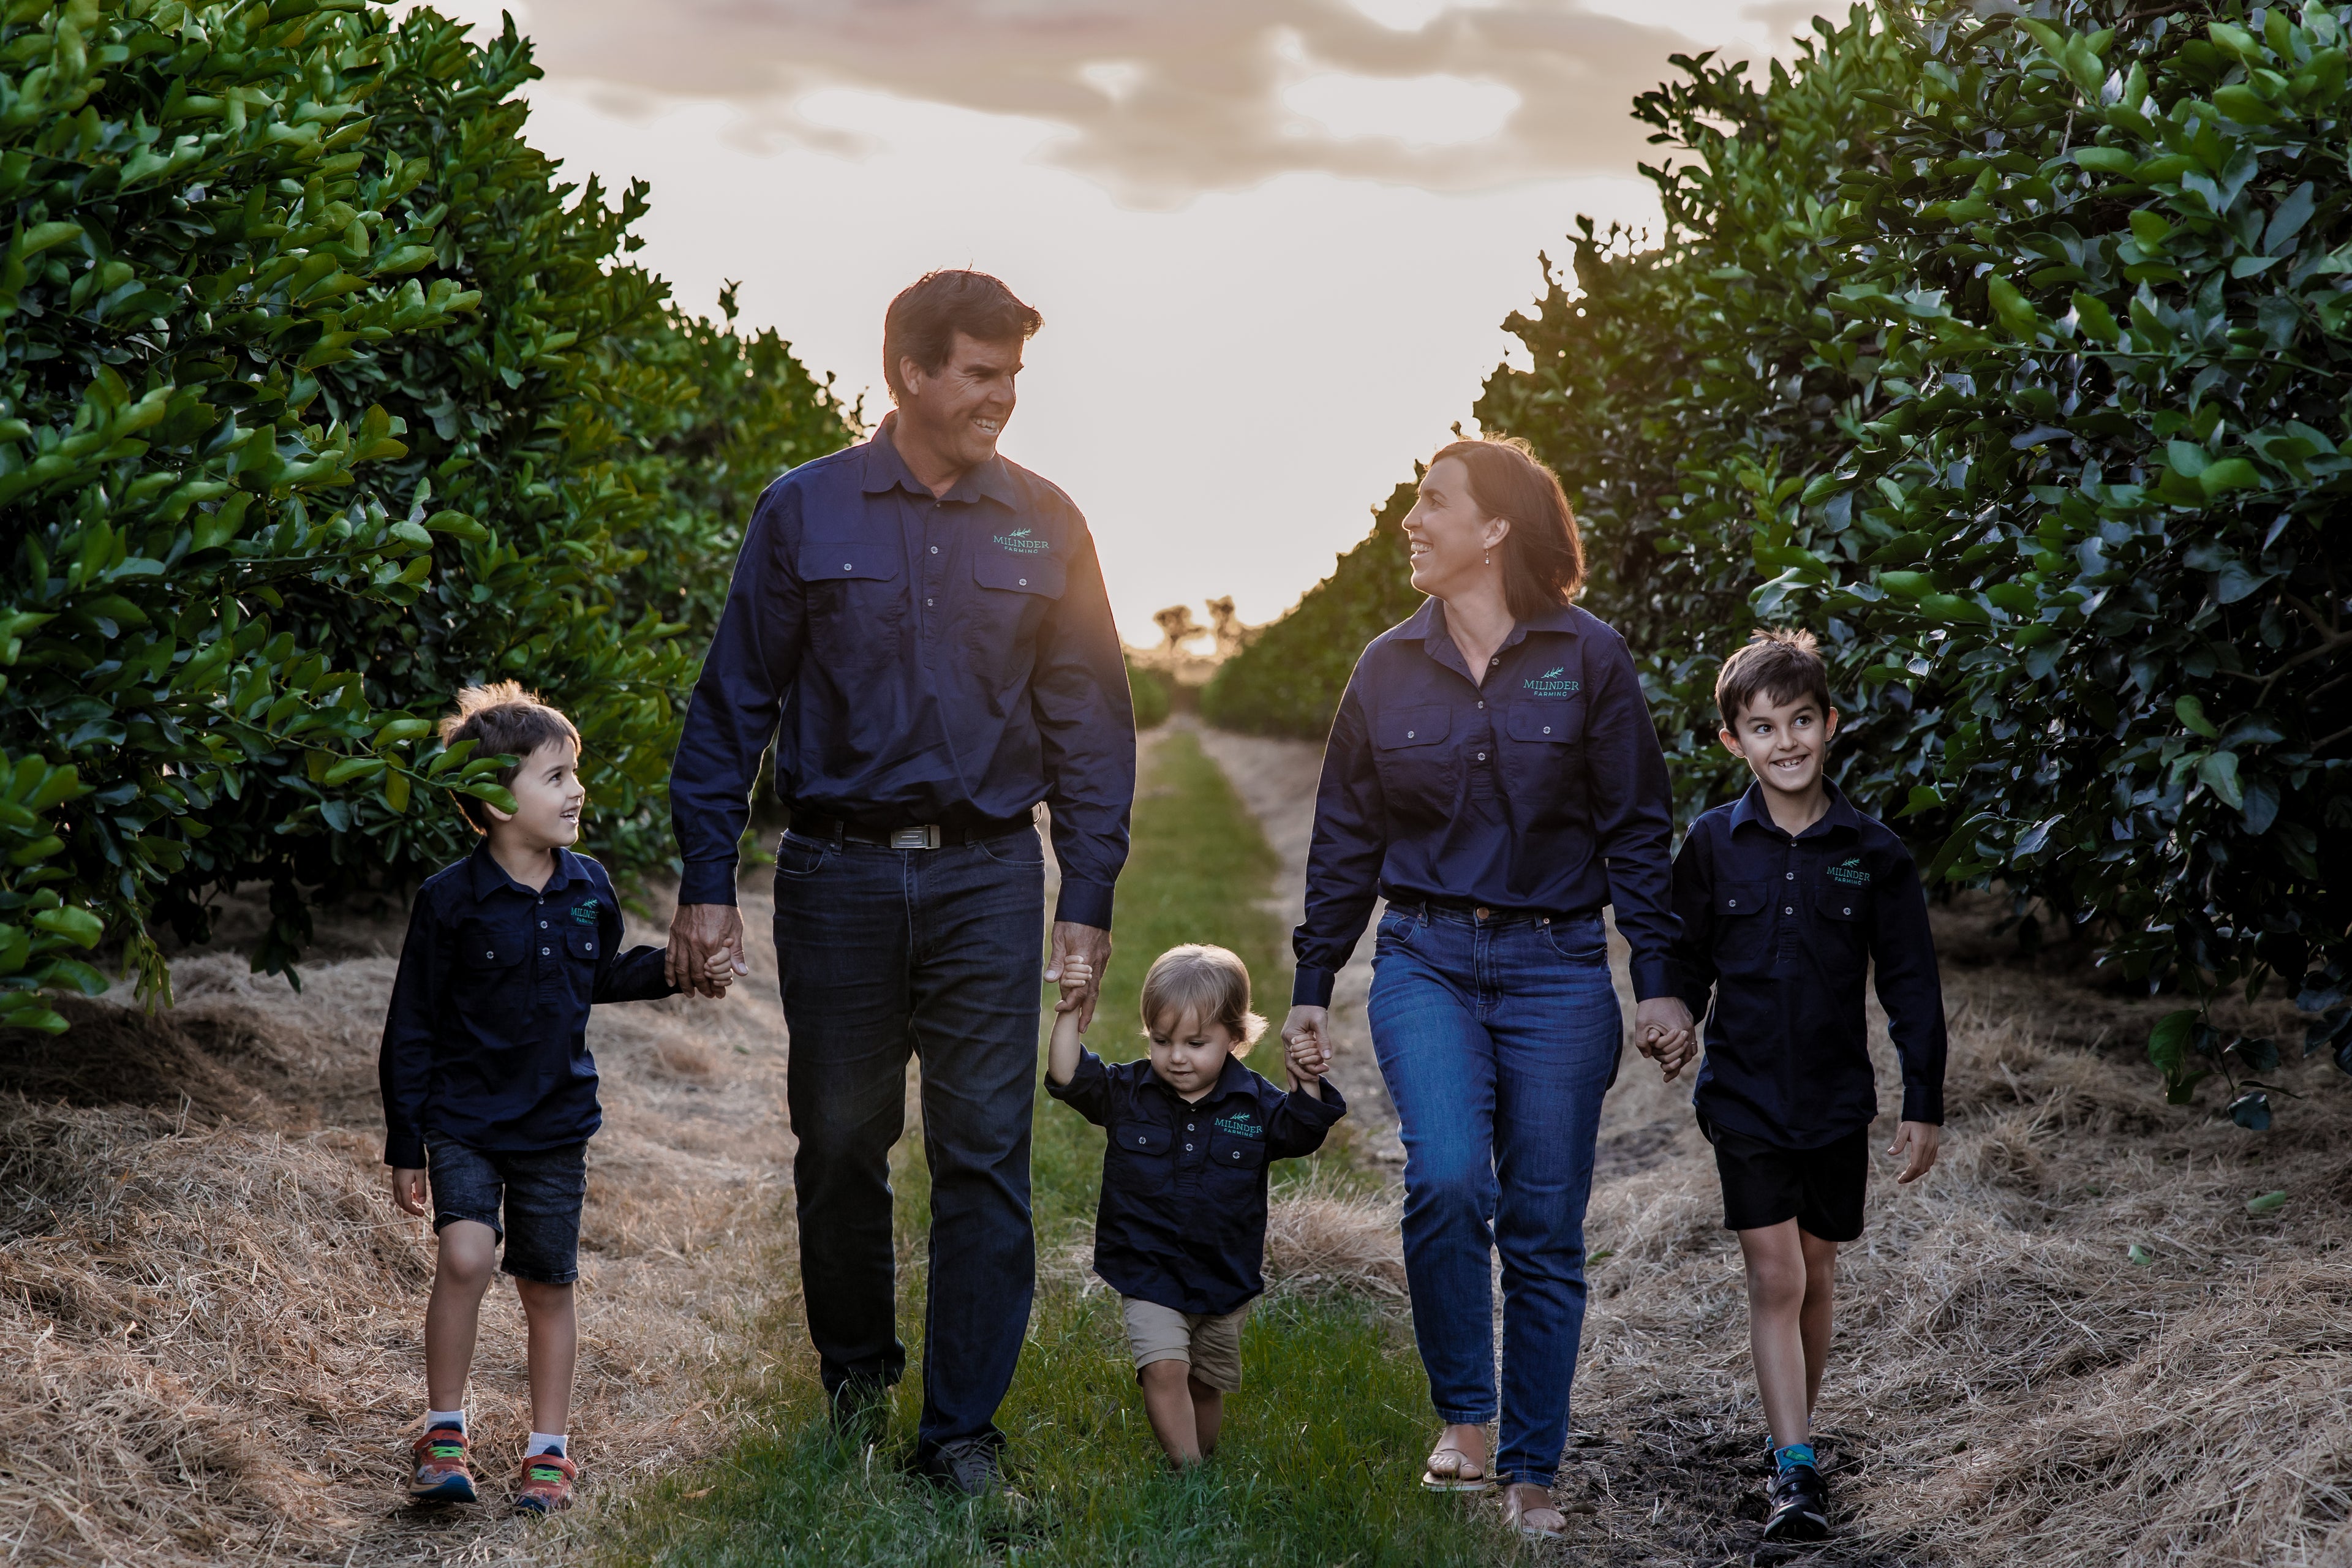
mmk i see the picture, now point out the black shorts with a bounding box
[427,1140,587,1284]
[1708,1123,1869,1242]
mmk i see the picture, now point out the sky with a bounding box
[418,0,1817,646]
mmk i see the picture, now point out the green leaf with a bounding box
[2071,292,2120,343]
[2245,1189,2288,1214]
[2214,84,2280,124]
[2199,458,2260,496]
[2198,750,2245,809]
[2073,146,2136,176]
[2149,1008,2197,1075]
[29,906,104,949]
[1986,276,2041,339]
[1879,570,1934,598]
[2176,695,2219,738]
[2127,1243,2153,1266]
[320,756,388,786]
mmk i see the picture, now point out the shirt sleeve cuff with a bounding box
[1901,1087,1944,1125]
[384,1133,426,1169]
[1044,1046,1106,1101]
[1628,958,1674,1003]
[1289,1080,1346,1121]
[677,860,740,907]
[1292,967,1335,1008]
[1053,879,1115,930]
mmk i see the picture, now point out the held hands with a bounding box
[1045,921,1112,1028]
[389,1167,429,1217]
[666,902,749,999]
[1055,953,1094,1009]
[1634,995,1698,1082]
[1887,1120,1940,1184]
[1280,1004,1332,1091]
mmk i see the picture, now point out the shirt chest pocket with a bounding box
[1502,701,1585,808]
[967,548,1065,656]
[1373,705,1458,814]
[799,536,903,669]
[1207,1131,1266,1174]
[1813,884,1871,978]
[453,918,529,1020]
[1107,1120,1172,1185]
[1712,881,1773,976]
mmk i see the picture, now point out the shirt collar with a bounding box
[1397,595,1583,648]
[466,842,588,901]
[1728,777,1861,842]
[859,410,1018,508]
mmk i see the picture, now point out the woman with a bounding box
[1281,437,1689,1539]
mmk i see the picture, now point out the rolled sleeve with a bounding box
[669,481,803,908]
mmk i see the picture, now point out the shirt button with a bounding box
[540,920,548,929]
[1476,752,1487,761]
[1490,657,1500,666]
[1231,1150,1241,1160]
[1476,700,1485,709]
[1185,1142,1194,1152]
[926,597,935,606]
[1784,907,1793,915]
[1186,1123,1194,1131]
[1542,726,1551,735]
[1406,730,1415,739]
[543,946,552,955]
[484,949,494,959]
[1842,907,1852,916]
[1727,900,1737,908]
[1785,872,1795,880]
[930,545,940,554]
[842,563,853,571]
[1019,578,1028,586]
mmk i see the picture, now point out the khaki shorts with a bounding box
[1121,1296,1251,1393]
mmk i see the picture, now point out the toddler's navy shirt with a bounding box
[1047,1048,1346,1316]
[1669,780,1947,1150]
[379,845,673,1169]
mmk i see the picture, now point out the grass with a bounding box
[592,730,1516,1566]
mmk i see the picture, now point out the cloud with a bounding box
[514,1,1711,208]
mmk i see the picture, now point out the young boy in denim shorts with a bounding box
[1661,630,1947,1542]
[1045,944,1344,1466]
[379,684,726,1513]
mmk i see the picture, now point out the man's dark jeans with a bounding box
[771,823,1045,1458]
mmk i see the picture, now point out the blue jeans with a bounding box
[1368,903,1621,1488]
[771,824,1046,1458]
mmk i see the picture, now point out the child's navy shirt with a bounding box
[1668,780,1947,1149]
[378,845,673,1168]
[1047,1048,1346,1316]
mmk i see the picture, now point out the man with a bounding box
[666,271,1135,1494]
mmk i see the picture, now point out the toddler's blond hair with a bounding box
[1139,944,1267,1052]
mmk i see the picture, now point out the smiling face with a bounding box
[899,330,1022,473]
[1721,690,1840,807]
[1146,1006,1241,1102]
[1402,456,1509,602]
[486,739,586,851]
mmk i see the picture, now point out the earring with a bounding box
[1484,551,1491,565]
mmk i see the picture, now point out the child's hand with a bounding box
[1056,954,1093,1011]
[1284,1028,1331,1085]
[701,948,738,995]
[390,1167,429,1217]
[1642,1022,1698,1082]
[1887,1120,1940,1183]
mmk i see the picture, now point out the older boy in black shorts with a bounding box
[1658,629,1947,1542]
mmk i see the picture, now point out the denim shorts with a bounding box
[427,1140,587,1284]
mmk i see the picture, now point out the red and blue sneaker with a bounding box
[512,1452,576,1515]
[409,1425,477,1504]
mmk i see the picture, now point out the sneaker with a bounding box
[1762,1460,1830,1542]
[409,1426,477,1504]
[511,1452,576,1515]
[918,1436,1005,1497]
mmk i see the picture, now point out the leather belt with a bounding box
[788,811,1034,851]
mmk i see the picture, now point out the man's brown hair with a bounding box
[1139,944,1268,1053]
[1715,628,1835,730]
[1428,435,1586,621]
[435,682,580,833]
[883,270,1042,402]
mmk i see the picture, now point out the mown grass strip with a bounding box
[595,729,1512,1566]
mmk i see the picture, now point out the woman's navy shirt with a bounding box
[1047,1048,1345,1316]
[378,846,673,1169]
[1668,780,1948,1148]
[1292,598,1679,1006]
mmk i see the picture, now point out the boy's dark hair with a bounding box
[883,270,1042,402]
[436,682,580,833]
[1716,628,1834,729]
[1428,435,1586,621]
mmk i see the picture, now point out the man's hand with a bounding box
[390,1167,429,1217]
[1888,1120,1941,1184]
[1045,921,1112,1029]
[668,902,747,998]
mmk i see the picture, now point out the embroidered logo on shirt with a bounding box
[993,528,1051,555]
[571,899,600,924]
[1523,666,1582,698]
[1213,1112,1263,1139]
[1826,856,1870,887]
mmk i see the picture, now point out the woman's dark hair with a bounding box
[883,270,1042,402]
[1714,627,1834,729]
[1429,435,1585,620]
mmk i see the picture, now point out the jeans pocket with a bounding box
[1544,914,1608,965]
[774,831,832,880]
[972,826,1045,867]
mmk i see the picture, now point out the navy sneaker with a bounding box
[1763,1460,1831,1542]
[918,1436,1006,1497]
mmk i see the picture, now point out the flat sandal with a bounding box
[1502,1483,1569,1540]
[1422,1442,1496,1493]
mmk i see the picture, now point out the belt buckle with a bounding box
[890,825,942,850]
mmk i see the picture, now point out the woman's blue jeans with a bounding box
[1368,903,1621,1488]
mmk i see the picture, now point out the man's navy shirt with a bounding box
[379,846,673,1169]
[668,413,1136,928]
[1047,1049,1346,1316]
[1292,598,1679,1006]
[1668,780,1948,1149]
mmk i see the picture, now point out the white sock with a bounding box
[426,1408,465,1434]
[526,1431,567,1458]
